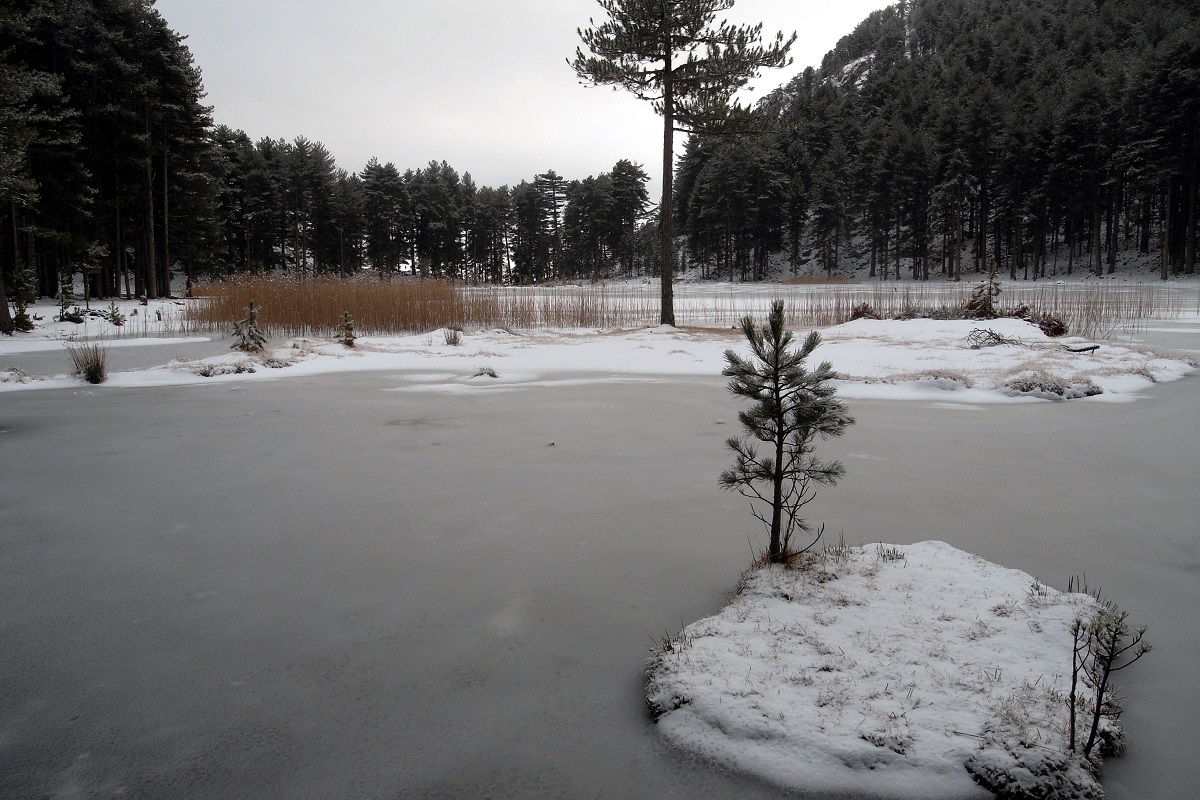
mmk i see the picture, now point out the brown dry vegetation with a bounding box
[184,275,1188,340]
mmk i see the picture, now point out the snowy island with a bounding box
[647,541,1137,800]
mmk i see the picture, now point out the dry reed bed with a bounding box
[185,276,1190,340]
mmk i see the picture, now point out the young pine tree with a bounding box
[231,302,266,352]
[338,310,356,347]
[721,301,854,563]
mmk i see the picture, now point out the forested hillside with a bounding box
[1,0,214,315]
[680,0,1198,282]
[2,0,1197,329]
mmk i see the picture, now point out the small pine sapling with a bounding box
[57,266,76,320]
[231,302,266,352]
[1069,602,1151,759]
[106,301,126,326]
[965,261,1002,319]
[338,310,356,347]
[720,301,854,564]
[11,262,36,332]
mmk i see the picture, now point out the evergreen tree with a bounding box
[361,157,410,274]
[606,159,650,276]
[721,301,854,564]
[573,0,794,324]
[563,173,614,280]
[3,0,215,300]
[464,184,512,283]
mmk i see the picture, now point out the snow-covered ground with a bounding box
[647,541,1113,799]
[2,302,1194,404]
[2,290,1196,798]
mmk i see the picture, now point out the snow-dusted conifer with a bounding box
[231,302,266,352]
[720,300,853,563]
[338,310,356,347]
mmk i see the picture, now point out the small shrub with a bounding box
[231,302,266,352]
[472,366,498,378]
[443,326,462,346]
[967,738,1102,800]
[1069,603,1150,758]
[337,310,356,347]
[965,265,1002,319]
[195,361,255,377]
[1031,313,1068,337]
[65,341,109,384]
[925,304,965,320]
[12,262,36,331]
[1004,372,1102,399]
[105,301,126,327]
[59,305,85,324]
[848,302,879,321]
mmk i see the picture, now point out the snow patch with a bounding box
[646,541,1112,798]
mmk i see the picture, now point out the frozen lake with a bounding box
[1,321,1196,798]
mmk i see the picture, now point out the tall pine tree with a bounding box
[573,0,794,324]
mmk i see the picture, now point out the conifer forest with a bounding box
[1,0,1197,318]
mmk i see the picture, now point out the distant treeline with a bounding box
[2,0,1197,320]
[0,0,653,312]
[210,132,653,285]
[677,0,1198,282]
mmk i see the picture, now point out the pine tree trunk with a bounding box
[1,201,16,333]
[144,119,158,300]
[894,216,901,279]
[1106,183,1118,274]
[659,51,676,326]
[1186,140,1197,274]
[1162,180,1172,280]
[770,361,785,562]
[162,135,171,296]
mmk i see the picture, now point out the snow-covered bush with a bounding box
[194,361,256,377]
[231,302,266,352]
[848,302,879,320]
[1003,372,1102,400]
[338,310,356,347]
[966,738,1102,800]
[965,266,1002,319]
[105,301,126,327]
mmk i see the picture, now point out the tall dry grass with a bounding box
[184,275,1188,340]
[187,276,464,338]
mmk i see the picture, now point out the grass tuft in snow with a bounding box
[64,340,109,384]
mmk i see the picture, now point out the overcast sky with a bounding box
[154,0,892,195]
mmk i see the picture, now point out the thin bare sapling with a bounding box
[1069,599,1151,759]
